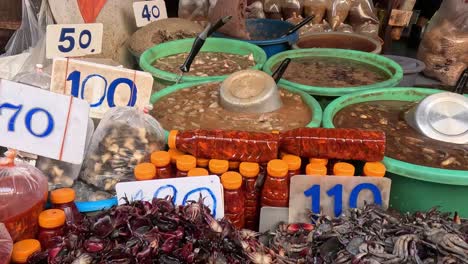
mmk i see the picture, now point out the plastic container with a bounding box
[363,162,386,177]
[306,163,327,176]
[333,162,355,176]
[187,168,209,177]
[139,37,267,88]
[134,163,157,181]
[176,155,196,177]
[11,239,41,264]
[282,154,302,178]
[384,55,426,87]
[263,48,403,107]
[220,172,245,229]
[50,188,82,225]
[323,87,468,216]
[293,32,382,54]
[37,209,65,249]
[261,159,289,207]
[240,162,260,230]
[209,159,229,176]
[151,151,173,179]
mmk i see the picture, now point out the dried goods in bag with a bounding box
[178,0,210,21]
[247,1,266,19]
[264,0,283,19]
[209,0,250,39]
[327,0,352,30]
[281,0,303,20]
[348,0,379,26]
[80,107,165,192]
[303,0,330,24]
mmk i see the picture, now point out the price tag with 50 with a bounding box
[0,80,90,164]
[46,23,103,59]
[50,58,153,119]
[133,0,168,27]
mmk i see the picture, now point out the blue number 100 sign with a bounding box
[67,71,138,108]
[0,103,54,138]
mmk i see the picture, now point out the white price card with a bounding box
[50,58,154,119]
[116,176,224,219]
[0,80,90,164]
[46,23,103,59]
[133,0,168,27]
[289,175,391,222]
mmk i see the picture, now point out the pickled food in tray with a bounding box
[334,101,468,170]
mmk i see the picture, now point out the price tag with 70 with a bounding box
[133,0,168,27]
[0,80,90,164]
[46,23,103,59]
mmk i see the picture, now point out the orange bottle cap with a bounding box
[188,168,209,177]
[209,159,229,174]
[271,130,280,134]
[282,154,301,171]
[38,209,66,229]
[50,188,76,204]
[12,239,41,263]
[168,130,179,149]
[228,161,240,170]
[176,155,197,171]
[197,158,209,168]
[239,162,260,178]
[134,163,156,181]
[221,171,243,190]
[267,159,288,178]
[309,158,328,166]
[364,162,386,177]
[333,162,355,176]
[306,163,327,176]
[168,148,185,164]
[151,151,171,167]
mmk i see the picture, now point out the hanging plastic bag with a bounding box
[348,0,379,26]
[179,0,210,21]
[282,0,303,20]
[264,0,283,19]
[209,0,250,40]
[0,150,48,242]
[0,223,12,264]
[417,0,468,86]
[80,107,165,192]
[327,0,352,30]
[303,0,330,24]
[76,0,108,23]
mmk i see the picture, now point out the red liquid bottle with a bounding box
[261,159,289,207]
[50,188,82,225]
[176,155,196,177]
[151,151,173,179]
[221,172,245,229]
[239,162,260,230]
[37,209,65,250]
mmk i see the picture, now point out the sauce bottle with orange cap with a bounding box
[151,151,173,179]
[37,209,65,249]
[187,168,209,177]
[209,159,229,176]
[176,155,196,177]
[197,158,209,168]
[134,163,156,181]
[306,163,327,176]
[221,172,245,229]
[363,162,386,177]
[11,239,41,263]
[282,154,302,178]
[228,161,240,172]
[168,148,184,171]
[333,162,355,176]
[50,188,82,225]
[239,162,260,230]
[261,159,289,207]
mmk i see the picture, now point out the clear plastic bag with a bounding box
[335,23,354,33]
[12,64,51,90]
[247,1,266,19]
[264,0,283,19]
[0,150,48,242]
[208,0,250,40]
[327,0,352,30]
[73,180,113,202]
[354,21,379,39]
[0,223,12,264]
[303,0,330,24]
[348,0,379,26]
[417,0,468,86]
[178,0,210,21]
[80,107,165,192]
[282,0,303,20]
[36,118,95,190]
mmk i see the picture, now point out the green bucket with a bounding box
[150,79,323,142]
[323,87,468,216]
[139,38,267,91]
[263,48,403,108]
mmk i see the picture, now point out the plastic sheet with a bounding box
[208,0,250,39]
[179,0,210,21]
[327,0,352,30]
[303,0,330,24]
[80,107,165,192]
[0,223,12,264]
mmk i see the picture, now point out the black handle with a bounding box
[281,16,314,38]
[453,69,468,95]
[272,58,291,83]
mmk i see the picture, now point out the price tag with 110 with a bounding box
[133,0,168,27]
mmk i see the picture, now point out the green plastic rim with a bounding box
[139,37,268,83]
[150,79,323,141]
[263,48,404,97]
[322,87,468,185]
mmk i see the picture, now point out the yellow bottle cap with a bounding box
[209,159,229,174]
[187,168,209,177]
[176,155,197,172]
[12,239,41,263]
[267,159,288,178]
[38,209,66,229]
[239,162,260,178]
[197,158,209,168]
[228,161,240,170]
[168,148,185,164]
[50,188,76,204]
[151,151,171,167]
[306,163,327,176]
[309,158,328,166]
[221,171,243,190]
[134,163,156,181]
[282,154,301,171]
[363,162,386,177]
[168,130,179,149]
[333,162,355,176]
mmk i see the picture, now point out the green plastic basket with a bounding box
[323,87,468,216]
[139,38,267,89]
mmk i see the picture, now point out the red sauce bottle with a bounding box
[37,209,65,249]
[261,159,289,207]
[228,161,240,172]
[333,162,355,176]
[187,168,209,177]
[151,151,173,179]
[11,239,41,264]
[134,163,156,181]
[176,155,196,177]
[209,159,229,177]
[282,154,302,179]
[168,130,279,163]
[50,188,82,225]
[239,162,260,230]
[220,172,245,229]
[168,148,184,171]
[196,158,209,169]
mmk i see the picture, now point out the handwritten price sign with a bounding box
[46,23,103,59]
[116,176,224,218]
[0,80,90,164]
[50,58,153,119]
[289,175,391,222]
[133,0,168,27]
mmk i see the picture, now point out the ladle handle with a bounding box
[272,58,291,83]
[281,16,314,38]
[453,69,468,95]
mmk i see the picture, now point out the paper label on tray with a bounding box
[50,58,153,119]
[133,0,168,27]
[116,176,224,219]
[289,175,391,223]
[0,80,90,164]
[46,23,103,59]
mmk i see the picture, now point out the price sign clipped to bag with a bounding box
[289,175,391,223]
[0,80,90,164]
[50,58,153,119]
[133,0,168,27]
[116,176,224,218]
[46,23,103,59]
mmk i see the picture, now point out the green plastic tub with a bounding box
[139,38,267,90]
[150,79,323,141]
[323,87,468,216]
[263,48,403,108]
